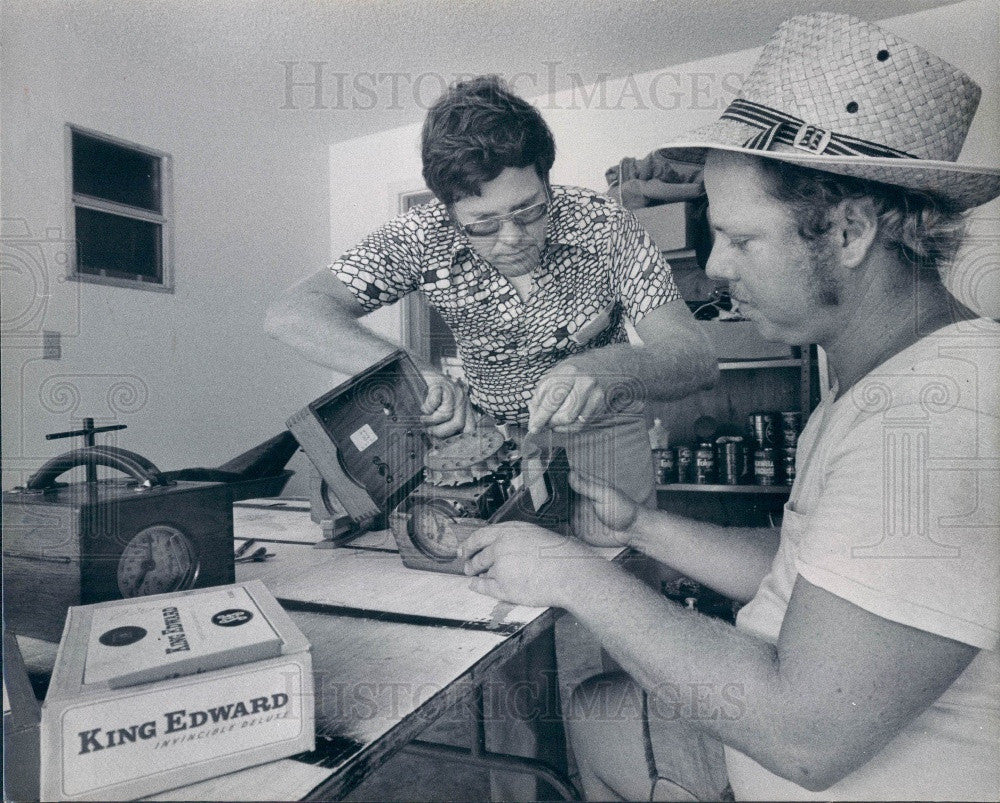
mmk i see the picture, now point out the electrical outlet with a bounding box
[42,330,61,359]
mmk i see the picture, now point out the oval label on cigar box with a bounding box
[211,609,253,628]
[98,626,148,647]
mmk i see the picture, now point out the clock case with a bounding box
[2,447,234,643]
[287,350,572,573]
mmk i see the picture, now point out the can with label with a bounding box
[655,448,676,484]
[753,448,777,485]
[676,445,694,483]
[694,442,716,484]
[780,411,803,448]
[782,447,797,486]
[716,436,747,485]
[748,412,779,449]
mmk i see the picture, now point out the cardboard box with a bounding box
[4,630,41,801]
[40,580,314,801]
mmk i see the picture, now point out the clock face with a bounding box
[410,500,463,561]
[116,525,199,598]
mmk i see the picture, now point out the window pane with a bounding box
[75,207,161,282]
[72,131,161,213]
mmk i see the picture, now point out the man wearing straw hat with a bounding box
[461,12,999,800]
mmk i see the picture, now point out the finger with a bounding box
[463,543,494,576]
[426,404,464,438]
[420,384,457,425]
[451,388,468,432]
[459,526,499,559]
[421,382,443,415]
[568,469,603,501]
[554,388,607,432]
[577,388,606,423]
[469,576,504,599]
[529,378,572,434]
[547,378,593,429]
[527,382,552,434]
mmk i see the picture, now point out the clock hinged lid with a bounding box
[287,350,431,527]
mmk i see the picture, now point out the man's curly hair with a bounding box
[421,75,556,205]
[757,159,967,274]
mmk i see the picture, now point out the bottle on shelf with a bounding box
[648,418,669,450]
[649,418,675,484]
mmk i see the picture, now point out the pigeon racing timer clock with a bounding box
[2,446,235,642]
[288,350,573,573]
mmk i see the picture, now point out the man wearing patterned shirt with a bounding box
[267,75,716,511]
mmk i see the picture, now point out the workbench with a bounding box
[15,499,622,800]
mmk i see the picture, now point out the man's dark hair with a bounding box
[756,159,967,274]
[421,75,556,205]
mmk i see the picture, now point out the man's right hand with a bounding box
[568,470,638,547]
[420,372,469,438]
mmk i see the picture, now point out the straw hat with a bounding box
[657,13,1000,211]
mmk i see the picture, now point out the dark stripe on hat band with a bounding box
[722,98,920,160]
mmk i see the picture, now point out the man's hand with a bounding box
[419,371,469,438]
[528,357,617,434]
[460,521,602,608]
[569,471,638,542]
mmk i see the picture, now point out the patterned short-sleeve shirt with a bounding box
[332,185,679,424]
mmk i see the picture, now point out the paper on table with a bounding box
[272,541,623,628]
[232,503,324,544]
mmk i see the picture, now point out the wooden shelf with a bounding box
[718,358,802,370]
[656,483,790,494]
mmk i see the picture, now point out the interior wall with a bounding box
[1,6,334,490]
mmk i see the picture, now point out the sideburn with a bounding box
[808,239,841,307]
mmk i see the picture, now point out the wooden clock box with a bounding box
[2,447,235,643]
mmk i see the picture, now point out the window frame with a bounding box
[65,124,174,293]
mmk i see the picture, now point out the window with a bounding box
[67,126,172,291]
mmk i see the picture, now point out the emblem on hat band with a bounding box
[721,98,920,160]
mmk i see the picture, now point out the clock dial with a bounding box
[117,525,198,597]
[409,500,463,561]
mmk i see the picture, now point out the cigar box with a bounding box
[40,580,314,801]
[3,629,41,802]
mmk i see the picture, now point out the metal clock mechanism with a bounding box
[289,351,570,574]
[398,425,521,562]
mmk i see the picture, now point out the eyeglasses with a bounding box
[455,191,550,238]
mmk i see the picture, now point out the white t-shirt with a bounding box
[726,319,1000,801]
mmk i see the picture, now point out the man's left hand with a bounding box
[528,357,612,434]
[460,521,600,607]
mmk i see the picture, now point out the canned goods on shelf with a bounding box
[715,436,747,485]
[748,412,779,450]
[655,448,676,484]
[780,411,803,448]
[694,442,716,484]
[782,447,796,486]
[753,448,777,485]
[676,445,694,484]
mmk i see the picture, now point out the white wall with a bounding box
[329,0,999,343]
[1,7,334,490]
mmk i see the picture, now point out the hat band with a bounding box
[721,98,920,160]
